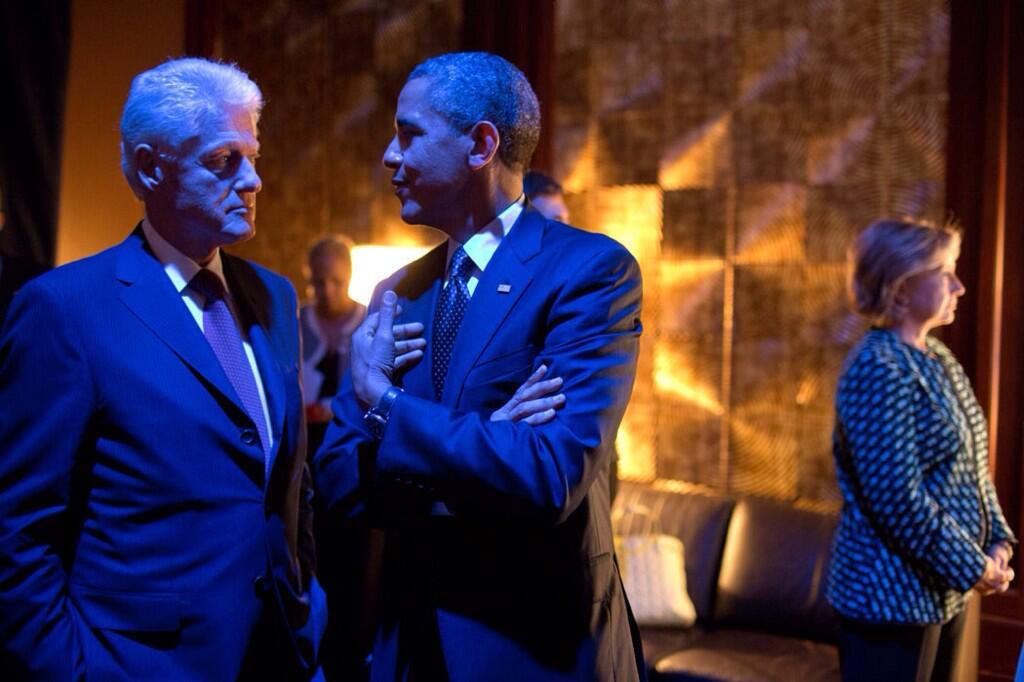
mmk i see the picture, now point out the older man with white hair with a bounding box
[0,57,326,680]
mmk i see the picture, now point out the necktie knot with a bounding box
[448,247,472,283]
[190,269,226,306]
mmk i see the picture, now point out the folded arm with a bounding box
[316,245,641,525]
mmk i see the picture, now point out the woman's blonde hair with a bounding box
[848,218,961,324]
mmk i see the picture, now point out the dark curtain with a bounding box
[946,0,1024,676]
[0,0,71,266]
[462,0,555,173]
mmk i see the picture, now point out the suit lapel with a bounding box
[441,209,545,404]
[116,228,249,417]
[223,254,288,461]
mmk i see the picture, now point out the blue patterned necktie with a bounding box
[432,246,473,399]
[190,269,271,466]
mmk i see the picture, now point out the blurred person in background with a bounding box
[828,218,1016,682]
[523,169,569,223]
[300,234,371,680]
[301,234,365,452]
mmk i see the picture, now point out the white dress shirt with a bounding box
[444,196,525,296]
[141,219,274,451]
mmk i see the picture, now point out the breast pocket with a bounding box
[73,585,184,633]
[459,344,537,411]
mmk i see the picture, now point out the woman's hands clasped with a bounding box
[975,542,1014,595]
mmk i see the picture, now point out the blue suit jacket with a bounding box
[0,227,323,680]
[315,208,645,681]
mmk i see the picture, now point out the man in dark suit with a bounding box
[0,57,325,680]
[314,52,645,681]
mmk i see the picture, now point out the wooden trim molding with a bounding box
[946,0,1024,677]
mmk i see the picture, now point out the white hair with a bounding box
[119,57,263,198]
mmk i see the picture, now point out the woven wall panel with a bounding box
[218,0,461,289]
[556,0,950,503]
[212,0,950,505]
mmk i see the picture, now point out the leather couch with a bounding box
[613,481,840,681]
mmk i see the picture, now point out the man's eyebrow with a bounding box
[199,139,259,155]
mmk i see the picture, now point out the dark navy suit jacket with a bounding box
[315,208,646,681]
[0,227,323,680]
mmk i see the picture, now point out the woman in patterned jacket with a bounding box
[827,218,1016,681]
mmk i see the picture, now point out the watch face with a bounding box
[364,411,387,439]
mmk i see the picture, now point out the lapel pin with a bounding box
[497,284,512,294]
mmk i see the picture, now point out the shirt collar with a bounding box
[446,195,525,275]
[141,217,227,294]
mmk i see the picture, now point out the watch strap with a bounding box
[363,385,403,439]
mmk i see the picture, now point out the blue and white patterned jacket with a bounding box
[827,328,1015,624]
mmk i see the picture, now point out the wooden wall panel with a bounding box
[551,0,950,504]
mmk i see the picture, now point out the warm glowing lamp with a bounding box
[348,245,432,305]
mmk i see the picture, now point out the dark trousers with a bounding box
[238,601,308,681]
[838,610,967,682]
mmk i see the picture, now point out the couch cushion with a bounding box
[713,497,838,642]
[615,482,736,622]
[652,629,839,682]
[639,625,705,673]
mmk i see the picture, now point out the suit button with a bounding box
[253,575,270,596]
[240,428,258,446]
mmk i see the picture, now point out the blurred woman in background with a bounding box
[300,234,365,451]
[828,218,1016,681]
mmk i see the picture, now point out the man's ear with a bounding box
[467,121,500,170]
[134,144,165,191]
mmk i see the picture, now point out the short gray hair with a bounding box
[408,52,540,173]
[119,57,263,197]
[848,218,961,324]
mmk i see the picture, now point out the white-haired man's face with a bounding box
[148,105,262,261]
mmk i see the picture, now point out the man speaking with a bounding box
[315,52,645,681]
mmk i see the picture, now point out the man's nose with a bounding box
[239,157,262,194]
[383,138,401,169]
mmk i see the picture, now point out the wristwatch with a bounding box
[363,385,403,439]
